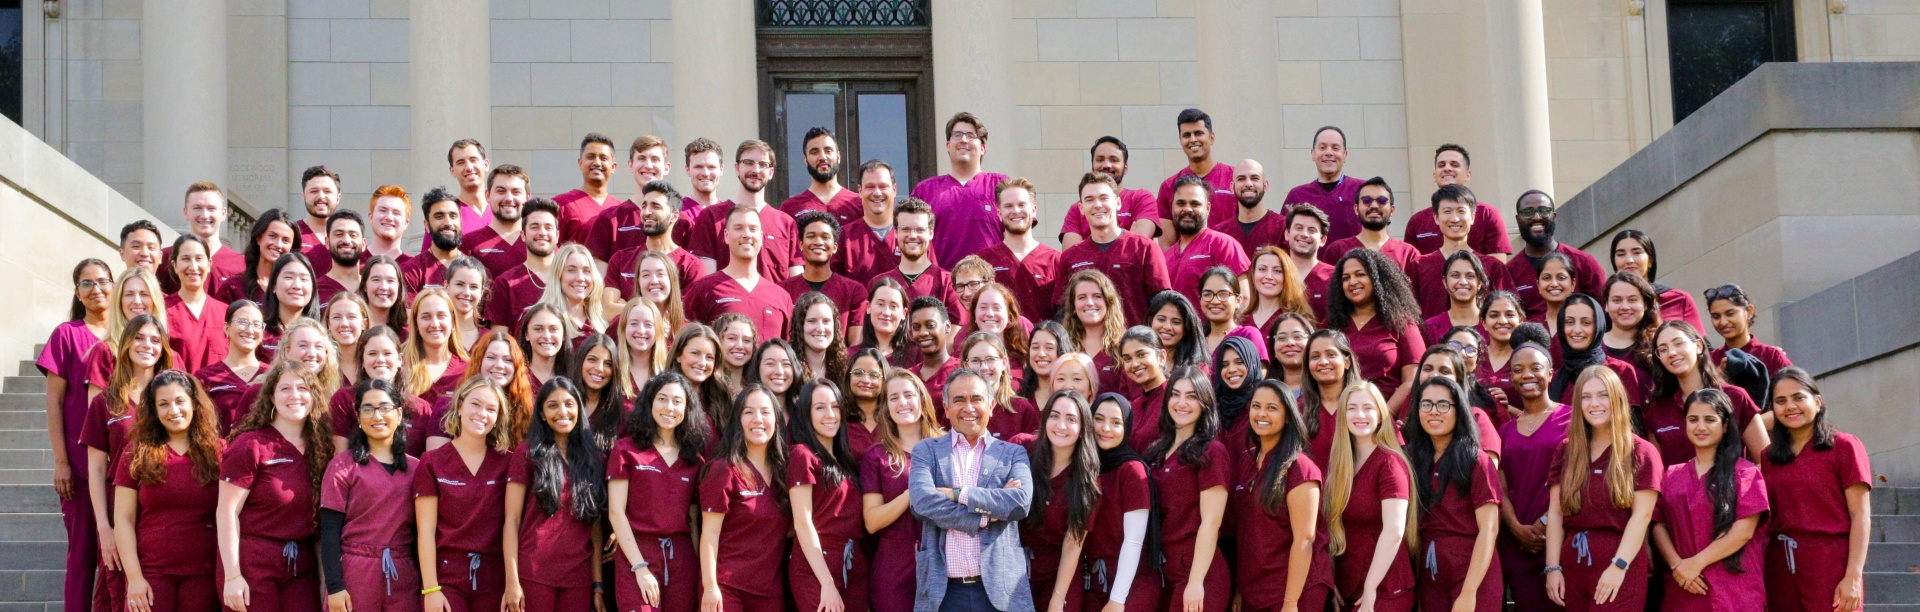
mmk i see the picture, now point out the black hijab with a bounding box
[1090,392,1163,573]
[1552,293,1610,400]
[1210,336,1264,429]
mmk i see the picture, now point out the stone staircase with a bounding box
[0,349,65,611]
[1869,486,1920,611]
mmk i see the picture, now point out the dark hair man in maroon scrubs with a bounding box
[583,135,674,265]
[1285,203,1338,320]
[1403,144,1512,262]
[1062,136,1159,247]
[835,160,903,287]
[687,140,801,283]
[1056,172,1172,327]
[783,210,867,337]
[870,198,966,328]
[297,165,343,247]
[1408,185,1509,318]
[1504,190,1606,321]
[605,181,706,301]
[1319,177,1419,275]
[911,112,1009,271]
[446,138,492,235]
[1157,108,1236,240]
[461,165,529,278]
[781,127,862,227]
[978,177,1062,322]
[487,199,562,333]
[315,210,366,312]
[554,133,620,246]
[1213,158,1288,259]
[400,190,466,296]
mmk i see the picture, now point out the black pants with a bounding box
[939,578,1003,612]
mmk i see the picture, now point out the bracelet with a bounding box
[631,561,649,572]
[1542,565,1563,574]
[592,581,605,590]
[420,586,443,595]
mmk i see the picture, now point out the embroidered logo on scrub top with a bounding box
[618,226,644,233]
[1657,426,1680,434]
[107,415,132,425]
[479,248,504,255]
[1416,232,1439,240]
[715,298,742,305]
[741,489,766,497]
[635,464,662,473]
[437,478,468,486]
[209,385,236,393]
[1070,261,1095,270]
[264,458,296,466]
[1516,283,1535,292]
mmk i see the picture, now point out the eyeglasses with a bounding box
[954,280,987,294]
[77,279,114,292]
[1359,196,1391,206]
[1517,206,1555,218]
[1199,290,1236,302]
[1703,284,1744,303]
[849,368,883,380]
[965,357,1000,369]
[357,403,400,416]
[737,161,774,170]
[1417,400,1456,413]
[948,132,981,143]
[231,320,266,331]
[1446,341,1479,357]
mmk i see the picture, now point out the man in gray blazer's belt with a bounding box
[909,367,1036,612]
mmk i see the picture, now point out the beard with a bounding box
[527,242,554,258]
[1523,218,1558,249]
[330,245,361,268]
[739,177,766,194]
[1175,214,1205,236]
[430,228,462,251]
[492,205,520,224]
[807,161,839,183]
[1361,216,1391,232]
[1237,190,1264,209]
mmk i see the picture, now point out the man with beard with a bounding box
[446,138,493,235]
[1060,136,1159,247]
[1164,175,1251,307]
[870,197,967,328]
[1407,185,1510,318]
[673,138,728,246]
[782,210,868,334]
[400,188,466,294]
[554,133,621,246]
[461,165,531,278]
[486,198,562,332]
[686,139,801,282]
[684,204,795,336]
[295,165,342,246]
[912,112,1008,268]
[158,181,246,294]
[832,159,902,286]
[1318,177,1419,274]
[313,209,366,310]
[605,181,705,300]
[1057,172,1171,326]
[364,185,414,264]
[1284,203,1338,320]
[1501,190,1604,318]
[1281,126,1364,243]
[1155,108,1237,238]
[780,126,861,226]
[583,135,674,264]
[1402,144,1511,261]
[1211,158,1288,258]
[977,177,1062,321]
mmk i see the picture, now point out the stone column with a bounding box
[930,0,1016,176]
[143,0,228,227]
[1401,0,1554,213]
[410,0,491,197]
[671,0,760,159]
[1195,0,1284,171]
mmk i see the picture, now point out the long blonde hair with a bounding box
[616,299,672,395]
[1243,246,1314,321]
[108,267,168,345]
[538,244,606,333]
[631,250,687,334]
[1558,365,1639,514]
[402,288,468,398]
[439,375,516,452]
[876,370,944,475]
[1323,382,1417,556]
[1062,270,1125,361]
[275,317,342,402]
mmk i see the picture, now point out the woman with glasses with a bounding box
[1194,267,1270,367]
[1702,284,1793,377]
[41,259,115,608]
[196,301,267,430]
[1411,344,1502,459]
[1405,377,1504,612]
[319,378,418,612]
[1264,313,1316,400]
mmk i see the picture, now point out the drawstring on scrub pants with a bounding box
[379,548,400,596]
[1571,532,1593,566]
[1776,534,1800,574]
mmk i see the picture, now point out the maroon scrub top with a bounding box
[424,355,470,407]
[581,201,644,263]
[1281,176,1364,244]
[399,253,452,296]
[506,445,595,587]
[987,398,1041,441]
[1152,440,1232,547]
[159,243,248,295]
[1642,383,1759,466]
[1761,431,1871,538]
[779,188,862,228]
[1657,288,1706,336]
[38,320,103,468]
[684,272,795,338]
[699,460,790,597]
[1656,458,1769,612]
[1022,468,1093,606]
[1230,450,1335,610]
[1408,249,1509,320]
[1497,405,1572,524]
[1163,228,1252,308]
[165,295,230,375]
[1320,236,1420,275]
[1302,260,1335,322]
[222,429,320,542]
[1550,435,1662,534]
[911,172,1009,270]
[1709,337,1792,377]
[554,189,617,247]
[461,225,526,279]
[781,273,867,334]
[859,445,918,539]
[1332,449,1416,604]
[484,264,546,328]
[115,444,222,576]
[975,242,1062,324]
[1210,209,1289,260]
[80,395,136,470]
[1416,452,1503,541]
[788,444,865,542]
[685,202,801,284]
[607,438,701,537]
[1061,188,1159,241]
[1343,318,1426,393]
[412,444,511,555]
[194,360,260,432]
[1055,232,1172,327]
[1125,383,1166,454]
[320,452,418,552]
[1403,203,1513,257]
[870,266,968,330]
[605,246,705,301]
[833,219,903,287]
[1157,164,1237,228]
[1504,243,1606,320]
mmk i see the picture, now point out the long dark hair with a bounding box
[790,378,858,488]
[568,333,626,452]
[842,348,887,426]
[624,371,714,462]
[360,255,410,333]
[858,277,912,365]
[1649,321,1726,401]
[346,377,410,467]
[261,252,319,335]
[1301,329,1360,441]
[703,384,790,507]
[71,259,113,321]
[1325,248,1421,332]
[1602,271,1663,367]
[1025,390,1101,540]
[1684,387,1751,573]
[1148,290,1206,370]
[528,377,607,522]
[1146,367,1221,469]
[241,209,303,302]
[744,338,803,409]
[1021,320,1071,398]
[1610,229,1665,285]
[1764,367,1834,466]
[790,292,849,383]
[126,370,222,485]
[1404,377,1482,513]
[1247,380,1309,514]
[1262,312,1316,379]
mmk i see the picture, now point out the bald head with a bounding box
[1232,159,1269,209]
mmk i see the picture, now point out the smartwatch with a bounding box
[1612,557,1629,570]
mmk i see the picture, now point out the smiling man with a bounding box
[363,185,413,264]
[910,296,964,411]
[1061,136,1160,247]
[1282,126,1364,243]
[295,165,342,247]
[157,181,246,293]
[1057,172,1171,326]
[870,197,967,328]
[1285,203,1338,320]
[1402,144,1512,261]
[445,138,492,235]
[604,180,705,300]
[1164,175,1251,307]
[1155,109,1237,241]
[1501,190,1604,319]
[1407,185,1510,318]
[907,367,1035,612]
[976,177,1061,322]
[312,209,366,310]
[399,187,465,294]
[684,203,795,337]
[583,135,675,265]
[780,126,862,226]
[686,140,801,283]
[485,198,560,332]
[1210,158,1288,259]
[461,164,531,278]
[913,112,1009,268]
[554,133,621,246]
[834,159,904,286]
[1318,176,1419,274]
[781,210,867,334]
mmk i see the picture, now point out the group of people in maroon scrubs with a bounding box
[38,107,1871,612]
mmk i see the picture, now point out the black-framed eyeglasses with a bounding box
[1517,206,1555,218]
[357,403,400,416]
[1417,400,1456,413]
[1446,341,1479,357]
[77,279,114,292]
[954,280,987,294]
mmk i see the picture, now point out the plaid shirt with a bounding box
[945,432,991,578]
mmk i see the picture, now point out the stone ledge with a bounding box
[0,117,171,248]
[1559,62,1920,246]
[1780,249,1920,377]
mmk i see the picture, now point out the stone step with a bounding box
[0,471,49,485]
[1870,571,1920,605]
[0,432,48,450]
[13,363,36,379]
[0,412,44,431]
[0,451,51,471]
[0,570,61,604]
[0,396,41,412]
[1867,606,1920,612]
[0,515,63,543]
[1877,488,1920,516]
[0,542,64,571]
[0,380,41,395]
[1872,544,1920,573]
[1882,515,1920,543]
[0,486,57,514]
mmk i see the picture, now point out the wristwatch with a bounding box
[1612,557,1629,570]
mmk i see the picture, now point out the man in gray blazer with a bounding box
[909,368,1036,612]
